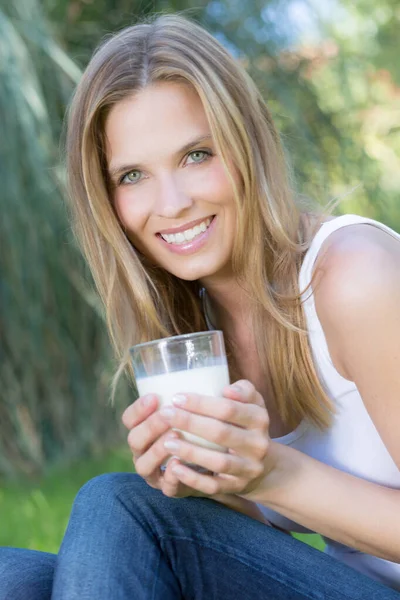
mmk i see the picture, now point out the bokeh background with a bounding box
[1,0,399,552]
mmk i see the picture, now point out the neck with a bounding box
[200,276,253,334]
[201,277,267,399]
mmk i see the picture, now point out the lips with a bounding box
[157,215,217,256]
[157,215,214,235]
[159,217,213,245]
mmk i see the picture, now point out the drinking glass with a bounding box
[130,331,230,468]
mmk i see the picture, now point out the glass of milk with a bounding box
[130,331,230,469]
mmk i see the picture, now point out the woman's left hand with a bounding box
[159,380,274,498]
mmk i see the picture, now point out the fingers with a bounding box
[123,395,172,488]
[127,409,171,456]
[163,437,265,479]
[122,394,159,429]
[171,391,268,431]
[161,457,189,498]
[162,457,210,498]
[223,380,267,410]
[160,406,269,459]
[167,462,237,496]
[133,429,180,480]
[124,396,173,474]
[122,381,270,500]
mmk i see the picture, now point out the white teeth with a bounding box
[175,232,185,243]
[160,218,212,245]
[184,229,195,241]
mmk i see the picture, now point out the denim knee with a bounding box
[68,472,235,545]
[0,548,55,600]
[72,472,147,508]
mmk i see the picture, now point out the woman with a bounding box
[1,12,399,599]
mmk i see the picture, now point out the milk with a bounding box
[137,364,230,452]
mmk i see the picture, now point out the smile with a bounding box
[159,217,213,245]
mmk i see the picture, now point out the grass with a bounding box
[293,532,325,552]
[0,447,131,553]
[0,448,325,553]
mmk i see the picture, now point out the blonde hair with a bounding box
[66,13,333,428]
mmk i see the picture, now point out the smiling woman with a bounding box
[66,14,332,433]
[1,11,400,600]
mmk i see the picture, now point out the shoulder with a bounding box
[312,222,400,379]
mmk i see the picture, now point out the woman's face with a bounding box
[105,82,238,283]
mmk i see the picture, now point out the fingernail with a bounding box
[171,465,185,476]
[164,439,180,451]
[172,394,187,406]
[141,394,154,407]
[230,385,242,393]
[159,406,176,420]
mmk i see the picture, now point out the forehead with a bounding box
[105,82,211,163]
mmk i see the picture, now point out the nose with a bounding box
[154,173,193,218]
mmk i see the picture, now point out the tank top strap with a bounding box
[200,287,216,331]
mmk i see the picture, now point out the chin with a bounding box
[161,261,220,282]
[169,268,212,282]
[139,242,229,282]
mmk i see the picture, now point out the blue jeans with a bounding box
[0,473,399,599]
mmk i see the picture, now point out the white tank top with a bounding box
[202,214,400,590]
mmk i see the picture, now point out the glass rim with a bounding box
[129,330,223,353]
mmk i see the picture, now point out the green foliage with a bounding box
[0,0,128,479]
[293,532,325,552]
[305,0,400,225]
[43,0,209,67]
[0,448,324,553]
[0,447,132,552]
[202,1,400,227]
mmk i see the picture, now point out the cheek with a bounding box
[113,190,147,234]
[198,162,236,203]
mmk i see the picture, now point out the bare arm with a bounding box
[244,224,400,562]
[247,443,400,561]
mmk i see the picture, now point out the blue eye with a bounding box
[120,170,142,185]
[186,150,212,164]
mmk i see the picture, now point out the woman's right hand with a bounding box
[122,394,200,497]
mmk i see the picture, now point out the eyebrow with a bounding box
[108,134,213,182]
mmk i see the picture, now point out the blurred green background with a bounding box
[0,0,399,552]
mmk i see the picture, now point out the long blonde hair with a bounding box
[66,13,333,428]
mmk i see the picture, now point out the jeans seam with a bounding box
[115,492,160,546]
[150,551,162,600]
[116,491,183,599]
[160,534,329,600]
